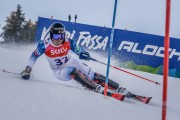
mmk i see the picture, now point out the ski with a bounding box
[110,93,126,101]
[105,91,126,101]
[133,95,152,104]
[112,87,152,104]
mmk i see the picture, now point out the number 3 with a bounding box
[54,56,68,66]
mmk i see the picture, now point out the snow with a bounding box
[0,45,180,120]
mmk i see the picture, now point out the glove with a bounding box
[21,66,32,80]
[79,51,91,60]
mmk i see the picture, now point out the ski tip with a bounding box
[156,82,161,85]
[135,96,152,104]
[145,97,152,104]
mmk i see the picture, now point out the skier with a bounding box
[21,22,151,104]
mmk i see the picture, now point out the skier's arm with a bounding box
[69,39,91,60]
[21,41,45,80]
[27,41,45,68]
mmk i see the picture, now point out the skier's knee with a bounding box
[70,68,96,90]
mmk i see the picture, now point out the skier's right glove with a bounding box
[79,51,91,60]
[21,66,32,80]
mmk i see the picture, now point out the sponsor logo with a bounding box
[50,48,68,55]
[41,27,51,41]
[118,41,180,61]
[76,31,108,50]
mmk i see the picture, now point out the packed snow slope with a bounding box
[0,45,180,120]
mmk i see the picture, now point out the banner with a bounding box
[36,17,180,78]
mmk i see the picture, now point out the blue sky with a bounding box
[0,0,180,38]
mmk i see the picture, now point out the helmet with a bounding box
[49,22,66,40]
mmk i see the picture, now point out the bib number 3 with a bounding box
[54,56,68,66]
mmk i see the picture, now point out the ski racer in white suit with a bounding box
[25,32,94,82]
[21,22,151,104]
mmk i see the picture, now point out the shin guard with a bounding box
[70,68,96,90]
[94,73,119,90]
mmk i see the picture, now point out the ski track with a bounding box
[0,45,180,120]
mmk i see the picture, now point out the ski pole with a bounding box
[90,57,161,85]
[2,69,21,75]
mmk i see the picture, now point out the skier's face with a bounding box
[51,33,65,46]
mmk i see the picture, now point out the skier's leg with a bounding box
[70,68,126,101]
[117,87,136,98]
[70,68,104,93]
[53,55,95,81]
[55,55,145,101]
[53,67,75,81]
[94,73,119,90]
[65,55,95,80]
[93,73,137,98]
[53,65,104,93]
[66,55,120,89]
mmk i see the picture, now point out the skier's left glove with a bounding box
[79,51,91,60]
[21,66,32,80]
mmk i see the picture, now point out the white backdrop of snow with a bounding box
[0,45,180,120]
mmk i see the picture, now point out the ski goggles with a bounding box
[52,33,65,40]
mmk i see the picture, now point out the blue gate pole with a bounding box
[104,0,118,96]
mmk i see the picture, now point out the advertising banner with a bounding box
[36,17,180,78]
